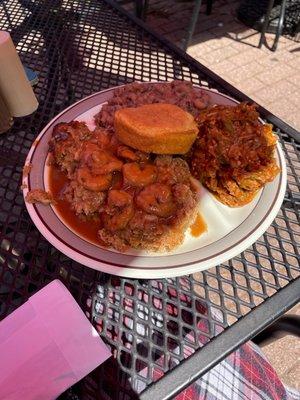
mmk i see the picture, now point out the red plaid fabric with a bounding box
[99,281,299,400]
[135,284,300,400]
[171,339,300,400]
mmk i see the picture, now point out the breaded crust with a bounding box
[114,103,198,154]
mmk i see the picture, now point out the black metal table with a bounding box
[0,1,299,399]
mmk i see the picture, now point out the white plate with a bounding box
[23,84,287,278]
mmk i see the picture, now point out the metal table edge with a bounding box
[140,278,300,399]
[105,0,299,142]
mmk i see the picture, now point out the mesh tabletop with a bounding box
[0,0,299,399]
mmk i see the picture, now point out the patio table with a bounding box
[0,0,299,399]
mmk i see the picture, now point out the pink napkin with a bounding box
[0,279,111,400]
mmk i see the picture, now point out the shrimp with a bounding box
[76,167,112,192]
[79,143,123,174]
[90,129,111,148]
[78,142,99,162]
[103,190,134,231]
[136,183,175,217]
[91,150,123,175]
[117,145,139,161]
[123,163,157,187]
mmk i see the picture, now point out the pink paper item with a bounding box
[0,279,111,400]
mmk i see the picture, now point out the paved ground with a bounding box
[127,0,300,130]
[261,303,300,393]
[123,0,300,390]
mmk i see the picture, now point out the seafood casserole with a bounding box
[25,81,210,252]
[47,120,199,252]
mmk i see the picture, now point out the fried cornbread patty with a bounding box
[114,103,198,154]
[189,103,280,207]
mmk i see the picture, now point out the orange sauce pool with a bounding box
[190,213,207,237]
[48,164,207,244]
[48,164,101,245]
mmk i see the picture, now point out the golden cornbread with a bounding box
[114,103,198,154]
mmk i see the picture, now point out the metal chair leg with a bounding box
[271,0,287,51]
[141,0,149,21]
[259,0,287,52]
[206,0,213,15]
[259,0,275,48]
[135,0,144,19]
[182,0,203,51]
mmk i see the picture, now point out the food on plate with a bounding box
[190,213,207,237]
[24,81,281,254]
[114,103,198,154]
[45,121,199,252]
[23,163,32,178]
[95,80,210,131]
[25,189,54,205]
[189,103,280,207]
[49,121,92,176]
